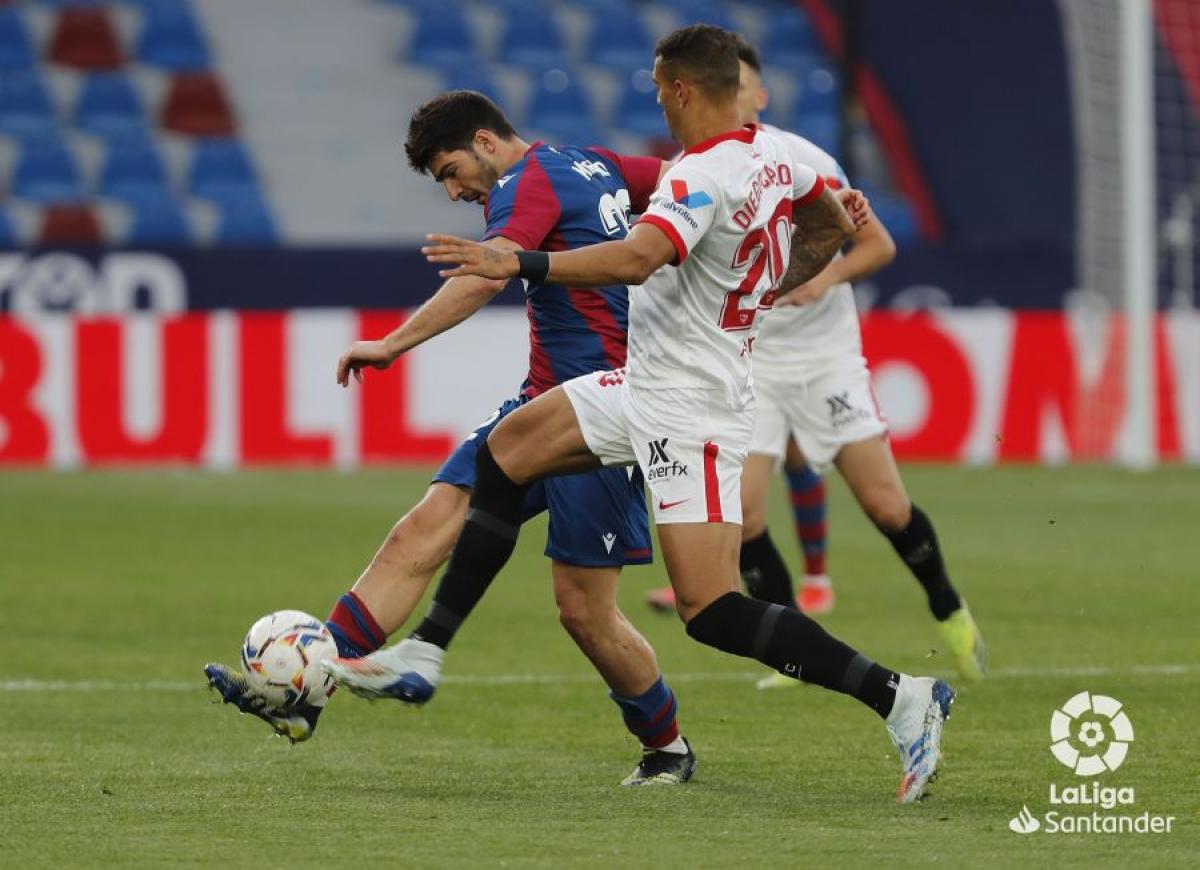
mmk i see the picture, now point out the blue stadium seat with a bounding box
[98,135,172,201]
[12,136,84,203]
[765,8,825,73]
[870,193,920,246]
[136,3,211,70]
[74,72,146,140]
[214,192,279,244]
[653,0,735,29]
[587,8,652,70]
[791,66,840,116]
[444,66,504,106]
[407,6,477,70]
[793,111,840,159]
[127,192,192,245]
[614,69,667,138]
[0,8,35,70]
[498,7,568,69]
[187,137,258,199]
[0,70,56,138]
[527,68,602,146]
[0,206,16,247]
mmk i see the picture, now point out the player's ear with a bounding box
[474,129,498,155]
[756,87,768,114]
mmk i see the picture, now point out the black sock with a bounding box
[410,442,527,649]
[882,504,962,621]
[686,592,898,718]
[739,531,797,608]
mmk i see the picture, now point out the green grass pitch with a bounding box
[1,466,1197,867]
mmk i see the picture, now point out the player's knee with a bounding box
[740,508,767,541]
[555,589,604,643]
[862,485,911,532]
[385,493,459,571]
[684,591,757,657]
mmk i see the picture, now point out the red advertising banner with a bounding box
[1,309,1195,467]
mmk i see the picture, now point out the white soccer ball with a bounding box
[241,610,338,709]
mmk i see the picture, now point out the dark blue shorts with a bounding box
[433,397,653,568]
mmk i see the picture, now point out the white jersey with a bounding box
[752,124,863,379]
[628,125,823,409]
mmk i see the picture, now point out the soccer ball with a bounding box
[241,610,338,709]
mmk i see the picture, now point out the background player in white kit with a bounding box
[333,25,957,804]
[647,37,988,689]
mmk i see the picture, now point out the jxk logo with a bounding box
[670,179,714,209]
[646,438,687,482]
[826,391,870,429]
[1050,691,1134,775]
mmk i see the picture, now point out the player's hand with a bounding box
[776,273,833,307]
[837,188,871,231]
[336,339,396,387]
[423,234,520,280]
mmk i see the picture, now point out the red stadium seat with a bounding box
[161,71,236,136]
[48,9,124,71]
[39,204,102,244]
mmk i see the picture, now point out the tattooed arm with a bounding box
[777,187,864,296]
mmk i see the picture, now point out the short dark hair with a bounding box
[733,33,761,74]
[405,90,517,174]
[654,24,740,99]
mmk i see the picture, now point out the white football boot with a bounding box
[322,637,444,703]
[886,675,956,804]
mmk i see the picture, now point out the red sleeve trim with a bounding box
[793,173,826,207]
[637,214,688,266]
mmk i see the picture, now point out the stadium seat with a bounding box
[613,68,667,138]
[48,8,124,70]
[653,0,735,29]
[792,66,840,117]
[406,6,477,70]
[11,137,84,203]
[765,8,825,73]
[498,7,568,69]
[161,72,236,137]
[586,8,652,70]
[136,3,211,71]
[526,67,602,146]
[444,66,504,105]
[0,207,16,247]
[793,111,840,159]
[213,192,278,244]
[38,204,102,244]
[187,137,258,200]
[0,8,34,70]
[98,135,171,201]
[74,72,146,139]
[127,192,192,245]
[0,69,57,138]
[870,193,920,246]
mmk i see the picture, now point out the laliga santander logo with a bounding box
[1049,691,1134,775]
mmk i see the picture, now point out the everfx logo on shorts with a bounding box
[646,438,688,482]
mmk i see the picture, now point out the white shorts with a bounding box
[563,368,751,525]
[749,355,888,472]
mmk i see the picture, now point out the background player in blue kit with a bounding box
[208,91,696,786]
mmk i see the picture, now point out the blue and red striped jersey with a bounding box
[482,142,662,398]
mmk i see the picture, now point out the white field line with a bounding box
[1,663,1196,693]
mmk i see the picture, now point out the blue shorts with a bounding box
[433,397,653,568]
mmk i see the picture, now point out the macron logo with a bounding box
[671,180,713,208]
[496,174,514,188]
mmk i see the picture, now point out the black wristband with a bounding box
[515,250,550,283]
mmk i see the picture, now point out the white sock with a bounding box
[650,735,688,755]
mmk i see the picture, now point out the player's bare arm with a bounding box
[776,186,861,294]
[424,222,678,288]
[336,237,519,386]
[778,204,896,306]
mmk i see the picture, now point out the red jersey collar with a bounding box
[682,124,757,157]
